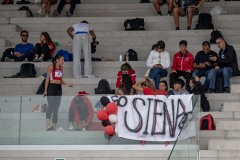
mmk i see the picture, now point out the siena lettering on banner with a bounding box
[109,95,195,142]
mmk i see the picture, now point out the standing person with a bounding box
[67,20,97,78]
[44,55,74,131]
[69,95,94,131]
[4,30,34,62]
[33,32,55,62]
[208,37,240,93]
[53,0,81,17]
[169,40,194,92]
[153,0,173,16]
[172,0,204,30]
[192,41,218,91]
[146,41,170,89]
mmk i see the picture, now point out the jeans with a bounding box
[192,69,211,90]
[149,68,168,89]
[208,67,233,90]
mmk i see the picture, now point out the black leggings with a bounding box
[46,83,62,124]
[34,43,51,61]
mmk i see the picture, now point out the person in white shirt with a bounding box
[67,21,97,78]
[146,40,170,89]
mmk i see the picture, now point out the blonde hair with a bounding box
[142,78,156,91]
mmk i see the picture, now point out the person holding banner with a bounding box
[132,78,167,95]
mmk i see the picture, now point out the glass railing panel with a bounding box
[0,96,21,145]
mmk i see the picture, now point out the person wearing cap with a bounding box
[67,20,97,78]
[168,78,189,95]
[146,41,170,89]
[169,40,194,92]
[69,95,94,131]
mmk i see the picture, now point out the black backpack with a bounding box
[19,6,33,17]
[215,76,224,93]
[195,13,214,30]
[124,49,138,61]
[17,63,37,77]
[1,48,14,62]
[140,0,150,3]
[95,79,114,94]
[210,29,223,44]
[124,18,145,31]
[36,79,46,94]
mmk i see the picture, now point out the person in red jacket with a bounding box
[69,95,94,131]
[116,63,136,89]
[169,40,194,92]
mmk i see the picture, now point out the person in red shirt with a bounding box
[116,63,136,89]
[132,78,167,95]
[69,95,94,131]
[34,32,55,62]
[169,40,194,92]
[158,80,168,95]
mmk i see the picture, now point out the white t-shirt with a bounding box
[146,50,170,69]
[72,23,93,34]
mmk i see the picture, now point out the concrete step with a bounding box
[230,83,240,93]
[216,121,240,130]
[209,140,240,150]
[223,102,240,111]
[0,24,21,32]
[0,18,10,24]
[0,11,26,18]
[0,39,10,47]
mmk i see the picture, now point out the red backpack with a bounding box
[1,0,13,4]
[200,114,216,130]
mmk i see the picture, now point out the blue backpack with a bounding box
[56,50,73,61]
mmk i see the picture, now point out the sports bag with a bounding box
[95,79,114,94]
[200,114,216,130]
[56,50,73,61]
[17,63,37,77]
[124,49,138,61]
[124,18,145,31]
[210,29,223,44]
[195,13,214,30]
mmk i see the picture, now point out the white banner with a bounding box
[109,95,195,142]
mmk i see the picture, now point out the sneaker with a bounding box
[53,10,59,17]
[36,9,43,16]
[23,58,28,62]
[33,57,39,62]
[167,14,171,16]
[57,127,64,131]
[66,11,72,17]
[206,89,215,93]
[38,58,43,62]
[69,125,74,131]
[45,14,49,18]
[5,57,14,62]
[223,87,230,93]
[82,74,98,78]
[73,75,81,78]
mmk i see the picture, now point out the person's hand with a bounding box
[205,62,211,66]
[172,70,177,73]
[14,52,21,57]
[65,0,71,3]
[194,76,200,82]
[210,56,217,62]
[43,90,47,97]
[199,63,205,69]
[186,69,191,73]
[154,64,163,68]
[68,82,74,87]
[215,66,220,69]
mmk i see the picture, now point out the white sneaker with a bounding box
[57,127,64,131]
[33,57,38,62]
[69,125,74,131]
[5,57,14,62]
[73,75,81,78]
[82,74,98,78]
[36,9,43,16]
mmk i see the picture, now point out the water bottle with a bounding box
[119,54,122,61]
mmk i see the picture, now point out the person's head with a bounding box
[157,40,165,52]
[40,32,53,43]
[173,79,185,91]
[52,55,64,68]
[121,74,134,94]
[216,37,226,50]
[81,20,89,24]
[121,63,133,74]
[159,80,168,91]
[141,78,156,90]
[20,30,29,43]
[202,41,211,54]
[179,40,188,53]
[151,44,159,51]
[189,77,197,90]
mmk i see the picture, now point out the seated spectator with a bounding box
[173,0,204,30]
[116,74,136,95]
[208,37,240,93]
[169,40,194,92]
[5,30,34,62]
[146,41,170,89]
[159,80,168,95]
[37,0,57,17]
[53,0,81,17]
[192,41,218,91]
[153,0,173,16]
[116,63,136,89]
[189,76,210,112]
[168,78,189,95]
[132,78,167,95]
[69,95,94,131]
[33,32,55,62]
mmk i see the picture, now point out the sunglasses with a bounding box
[21,35,28,37]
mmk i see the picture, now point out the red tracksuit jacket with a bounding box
[171,51,194,71]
